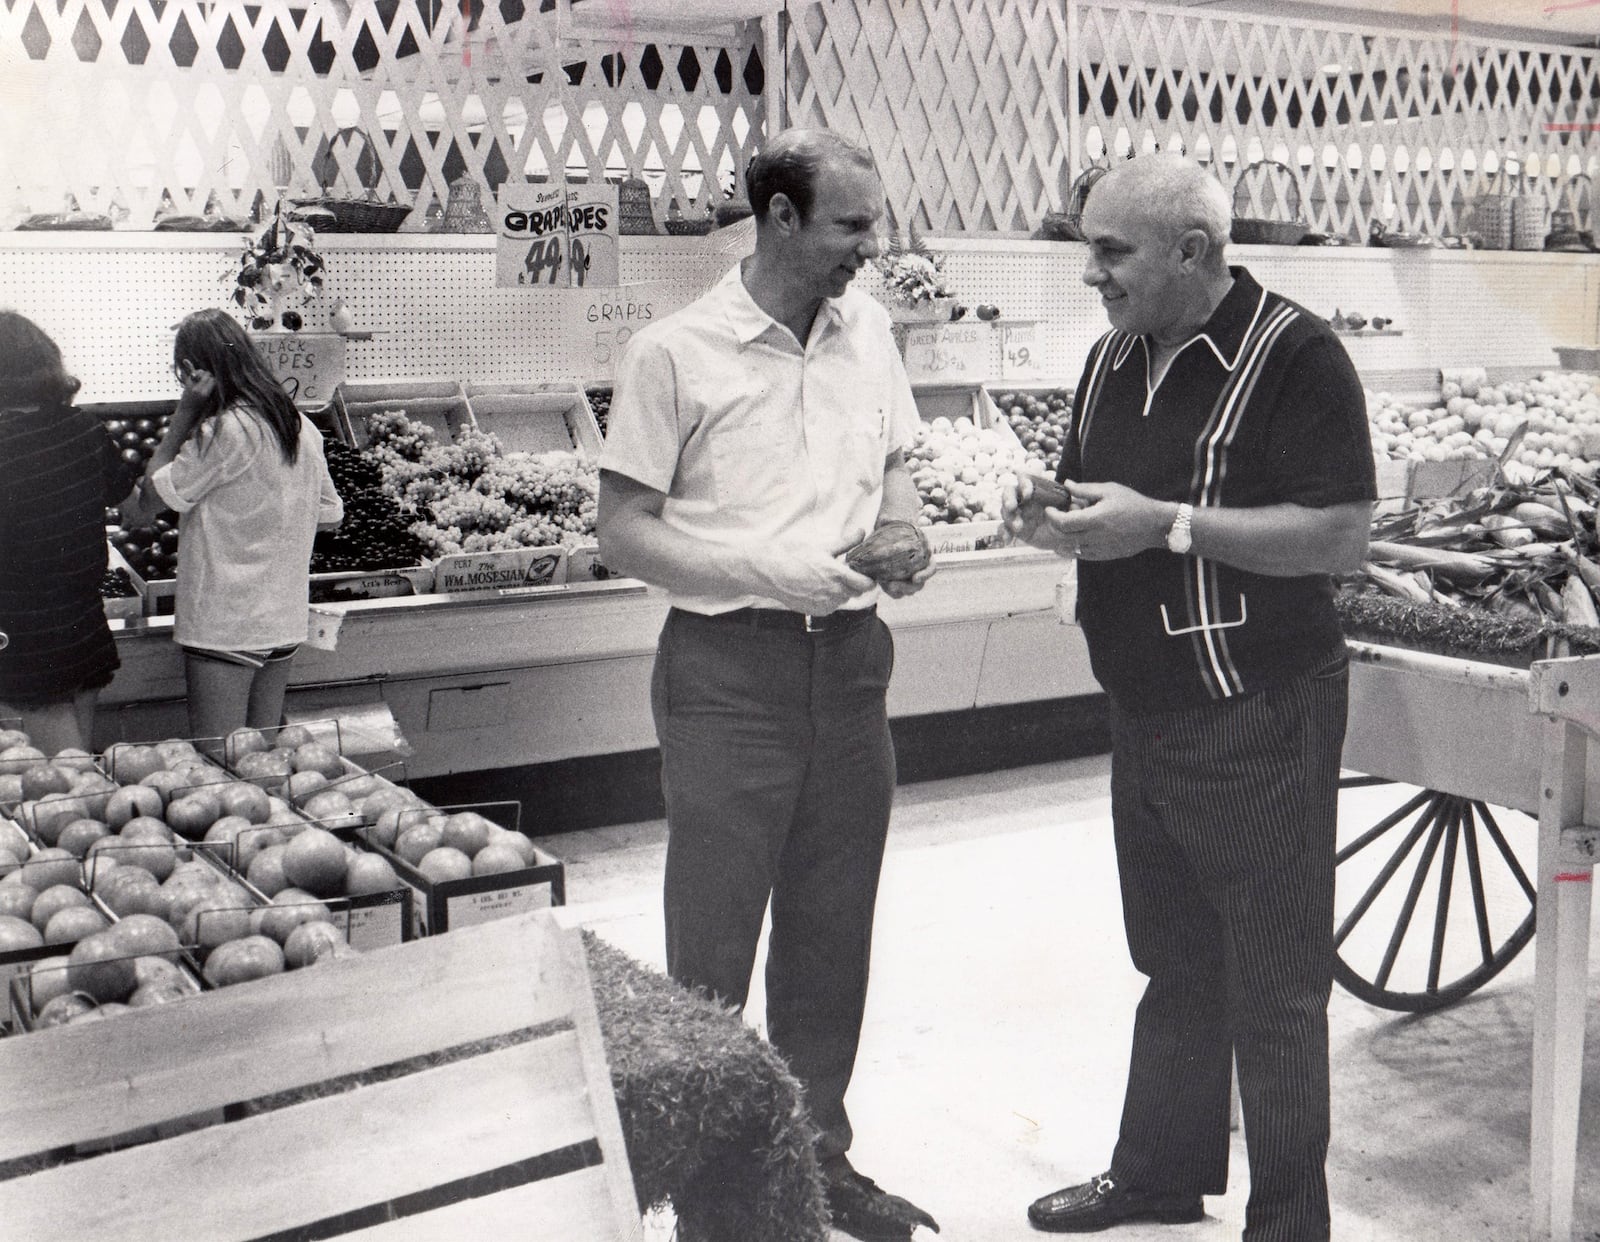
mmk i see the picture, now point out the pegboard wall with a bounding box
[2,231,1596,402]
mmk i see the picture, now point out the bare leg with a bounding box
[0,698,85,755]
[72,689,100,753]
[183,654,256,750]
[246,656,295,731]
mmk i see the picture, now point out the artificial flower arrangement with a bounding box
[229,202,324,331]
[875,223,953,308]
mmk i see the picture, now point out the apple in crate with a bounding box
[110,744,165,784]
[0,744,47,775]
[67,930,140,1003]
[255,889,335,944]
[291,742,345,779]
[44,904,110,944]
[105,784,163,829]
[0,914,44,952]
[203,935,286,987]
[19,763,74,801]
[36,992,97,1027]
[283,920,350,968]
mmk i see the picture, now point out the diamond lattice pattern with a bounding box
[0,0,766,228]
[788,0,1600,238]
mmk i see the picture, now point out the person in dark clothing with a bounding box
[0,312,130,752]
[1004,153,1375,1241]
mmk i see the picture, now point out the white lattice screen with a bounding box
[786,0,1600,239]
[0,0,766,228]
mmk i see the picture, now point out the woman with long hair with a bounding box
[123,308,342,747]
[0,311,130,752]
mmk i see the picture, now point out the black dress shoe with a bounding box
[822,1158,941,1240]
[1027,1171,1203,1233]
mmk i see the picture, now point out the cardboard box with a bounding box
[464,381,605,456]
[1375,456,1497,501]
[432,545,568,595]
[334,379,477,449]
[358,803,565,937]
[309,565,434,604]
[923,519,1008,556]
[565,543,615,583]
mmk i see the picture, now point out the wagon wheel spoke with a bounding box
[1334,779,1536,1013]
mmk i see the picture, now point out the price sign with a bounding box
[496,184,620,289]
[253,332,346,406]
[903,320,992,383]
[1001,320,1045,382]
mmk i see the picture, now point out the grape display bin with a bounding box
[1340,641,1600,1241]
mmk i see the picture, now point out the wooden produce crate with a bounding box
[334,379,477,449]
[0,909,642,1241]
[464,380,605,456]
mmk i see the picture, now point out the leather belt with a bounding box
[678,605,877,634]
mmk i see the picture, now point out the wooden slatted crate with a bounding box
[0,908,642,1242]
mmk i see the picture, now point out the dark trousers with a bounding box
[651,607,897,1161]
[1108,653,1348,1242]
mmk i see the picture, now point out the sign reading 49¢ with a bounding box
[497,184,619,289]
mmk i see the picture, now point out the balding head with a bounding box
[746,128,876,225]
[1093,153,1232,268]
[1078,153,1238,343]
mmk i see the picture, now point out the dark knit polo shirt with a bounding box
[1060,266,1376,714]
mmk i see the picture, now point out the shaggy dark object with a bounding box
[585,933,831,1242]
[1337,588,1600,665]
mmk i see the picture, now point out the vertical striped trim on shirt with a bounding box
[1073,332,1128,457]
[1180,299,1301,699]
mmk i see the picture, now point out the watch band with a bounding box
[1166,502,1194,554]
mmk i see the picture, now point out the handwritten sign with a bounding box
[903,320,993,384]
[496,183,619,289]
[1001,320,1045,382]
[253,332,346,406]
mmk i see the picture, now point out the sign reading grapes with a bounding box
[497,184,620,289]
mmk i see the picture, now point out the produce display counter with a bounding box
[1341,641,1599,1242]
[100,546,1098,776]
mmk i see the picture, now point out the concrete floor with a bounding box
[548,756,1600,1242]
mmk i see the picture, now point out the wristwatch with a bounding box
[1165,502,1194,554]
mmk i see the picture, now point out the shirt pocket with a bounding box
[710,415,797,513]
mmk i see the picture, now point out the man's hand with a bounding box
[749,529,877,614]
[1002,474,1080,558]
[1043,480,1170,560]
[879,562,935,599]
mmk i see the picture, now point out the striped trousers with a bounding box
[1107,650,1348,1242]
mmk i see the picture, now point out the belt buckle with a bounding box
[803,613,820,633]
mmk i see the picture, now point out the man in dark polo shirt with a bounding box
[1004,153,1375,1240]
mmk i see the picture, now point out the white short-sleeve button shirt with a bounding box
[600,264,921,615]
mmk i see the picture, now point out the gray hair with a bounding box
[1105,153,1232,257]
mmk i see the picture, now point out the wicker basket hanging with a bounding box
[1230,159,1308,245]
[1039,163,1111,242]
[295,127,412,234]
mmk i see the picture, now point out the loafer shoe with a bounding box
[823,1159,941,1240]
[1027,1171,1203,1233]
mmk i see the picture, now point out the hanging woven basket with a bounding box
[1230,159,1309,246]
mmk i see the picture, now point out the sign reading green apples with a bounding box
[497,183,620,288]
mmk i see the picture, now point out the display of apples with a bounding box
[906,414,1031,526]
[1367,370,1600,477]
[990,387,1075,474]
[366,805,539,881]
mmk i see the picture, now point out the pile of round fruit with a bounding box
[990,388,1074,474]
[311,440,426,573]
[906,414,1032,525]
[106,511,180,582]
[1367,370,1600,476]
[363,409,600,557]
[585,386,612,436]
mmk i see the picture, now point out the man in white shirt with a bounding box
[598,128,939,1241]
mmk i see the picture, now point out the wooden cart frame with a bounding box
[0,909,642,1242]
[1341,642,1598,1242]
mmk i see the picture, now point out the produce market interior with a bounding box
[4,0,1600,1239]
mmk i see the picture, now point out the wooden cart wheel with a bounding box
[1333,775,1537,1012]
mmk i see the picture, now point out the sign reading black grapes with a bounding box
[253,332,347,406]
